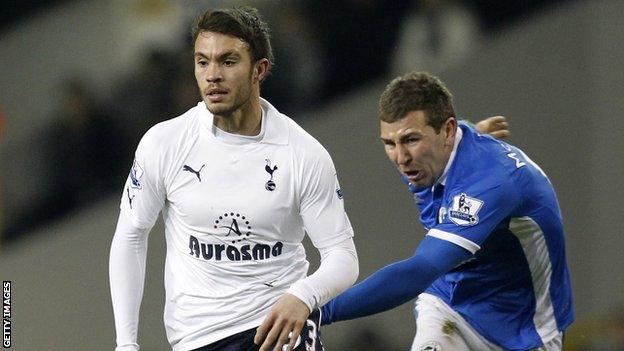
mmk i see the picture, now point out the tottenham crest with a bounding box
[265,158,278,191]
[449,193,483,226]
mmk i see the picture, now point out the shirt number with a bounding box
[506,152,526,168]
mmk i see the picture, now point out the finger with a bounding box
[488,115,506,123]
[496,121,509,129]
[260,321,283,351]
[489,122,508,132]
[490,130,511,139]
[254,316,274,345]
[491,130,510,138]
[274,326,293,351]
[285,325,304,351]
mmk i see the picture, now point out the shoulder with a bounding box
[284,118,333,166]
[443,128,525,213]
[290,119,328,151]
[453,124,520,187]
[138,105,200,154]
[263,99,332,163]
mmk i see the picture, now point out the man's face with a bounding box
[380,110,456,188]
[194,31,256,117]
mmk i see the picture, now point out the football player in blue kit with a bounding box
[321,72,574,351]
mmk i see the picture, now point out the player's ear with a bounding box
[444,117,457,146]
[254,58,270,83]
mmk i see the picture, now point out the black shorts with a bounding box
[192,308,324,351]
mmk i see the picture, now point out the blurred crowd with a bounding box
[3,1,624,350]
[0,0,570,241]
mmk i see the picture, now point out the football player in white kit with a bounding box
[109,7,359,351]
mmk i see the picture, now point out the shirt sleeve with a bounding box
[110,130,166,350]
[109,212,150,351]
[287,237,358,311]
[320,180,520,325]
[289,147,358,310]
[120,129,167,229]
[298,149,354,248]
[428,179,519,254]
[321,235,471,324]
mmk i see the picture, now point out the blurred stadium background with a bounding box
[1,0,623,349]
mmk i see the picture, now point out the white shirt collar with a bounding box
[196,97,289,145]
[211,108,266,145]
[435,125,463,188]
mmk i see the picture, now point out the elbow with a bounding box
[344,250,359,288]
[350,254,359,285]
[333,249,359,293]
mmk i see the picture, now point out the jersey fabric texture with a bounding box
[117,99,353,351]
[417,123,573,349]
[323,123,573,350]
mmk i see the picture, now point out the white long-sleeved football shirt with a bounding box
[109,99,357,351]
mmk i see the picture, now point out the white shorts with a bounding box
[410,293,563,351]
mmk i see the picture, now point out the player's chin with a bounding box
[412,178,434,190]
[206,102,232,115]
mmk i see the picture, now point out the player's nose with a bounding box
[206,62,223,82]
[395,144,412,165]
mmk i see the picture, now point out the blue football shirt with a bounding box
[412,123,574,349]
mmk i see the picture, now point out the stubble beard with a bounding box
[204,71,254,119]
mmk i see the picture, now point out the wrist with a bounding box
[320,301,334,325]
[287,281,316,312]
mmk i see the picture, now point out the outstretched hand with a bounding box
[475,115,510,139]
[254,293,310,351]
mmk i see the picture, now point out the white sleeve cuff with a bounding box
[287,237,358,311]
[427,228,480,254]
[287,280,317,312]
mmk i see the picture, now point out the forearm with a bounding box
[109,212,150,351]
[287,237,358,311]
[322,236,472,324]
[322,254,441,324]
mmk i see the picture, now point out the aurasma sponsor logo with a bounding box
[189,235,283,261]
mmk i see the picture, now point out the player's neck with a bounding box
[214,93,262,136]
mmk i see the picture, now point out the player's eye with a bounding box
[406,137,420,144]
[197,60,207,67]
[382,141,395,149]
[223,60,236,67]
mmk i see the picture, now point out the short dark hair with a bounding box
[379,71,455,132]
[192,6,274,72]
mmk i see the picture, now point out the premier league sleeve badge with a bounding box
[449,193,484,226]
[129,158,144,189]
